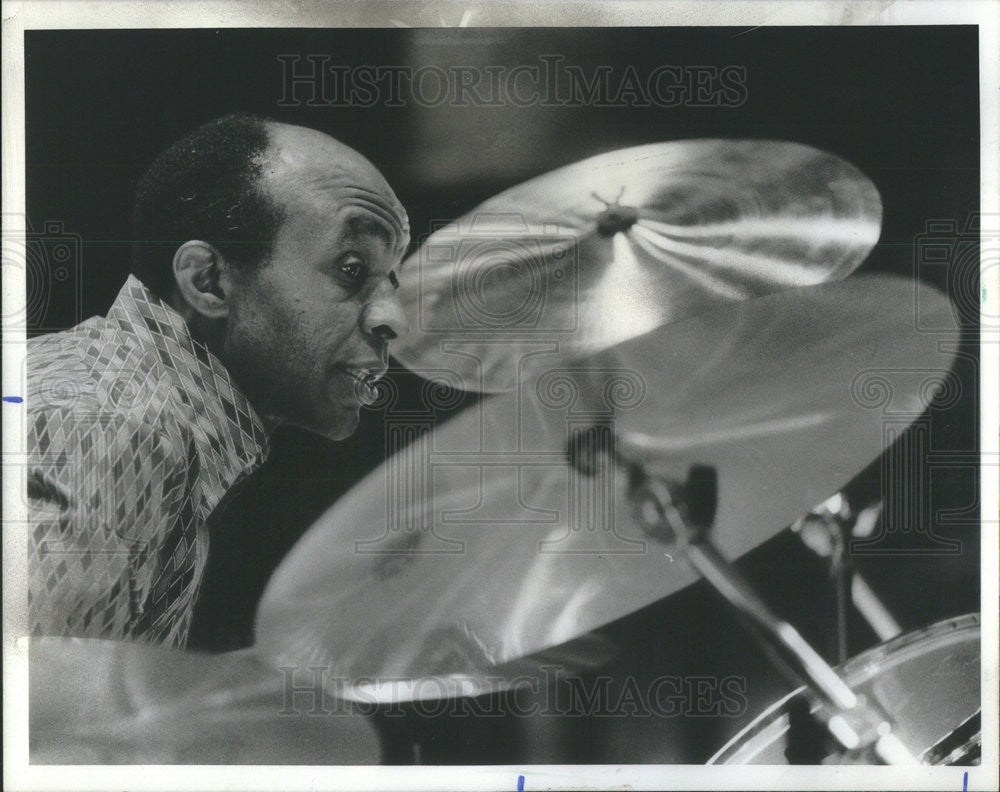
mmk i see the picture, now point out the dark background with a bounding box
[25,26,980,763]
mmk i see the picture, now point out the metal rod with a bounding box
[683,540,859,713]
[626,465,918,764]
[832,529,849,663]
[835,571,849,663]
[567,433,918,765]
[682,538,918,765]
[790,497,903,647]
[851,573,903,641]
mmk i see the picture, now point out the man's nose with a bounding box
[361,280,409,341]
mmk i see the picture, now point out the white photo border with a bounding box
[3,2,997,790]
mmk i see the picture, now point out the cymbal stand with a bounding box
[567,432,919,765]
[791,497,903,651]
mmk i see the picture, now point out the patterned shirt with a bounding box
[27,276,269,647]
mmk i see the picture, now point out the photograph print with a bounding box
[3,4,995,790]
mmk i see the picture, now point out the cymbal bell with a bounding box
[392,139,882,392]
[29,637,380,764]
[255,275,956,702]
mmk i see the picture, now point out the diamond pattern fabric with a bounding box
[27,276,269,646]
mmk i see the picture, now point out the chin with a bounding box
[319,406,361,441]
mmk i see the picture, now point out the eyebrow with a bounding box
[344,213,397,247]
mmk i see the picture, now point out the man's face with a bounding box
[222,139,409,440]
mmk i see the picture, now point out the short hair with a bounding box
[131,113,283,299]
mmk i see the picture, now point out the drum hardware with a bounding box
[709,614,981,765]
[923,710,981,765]
[28,637,382,764]
[792,495,903,660]
[567,430,918,765]
[592,188,640,237]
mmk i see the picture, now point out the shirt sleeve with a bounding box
[27,404,193,641]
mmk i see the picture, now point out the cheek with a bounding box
[303,301,365,362]
[231,272,365,383]
[232,289,291,361]
[225,282,308,393]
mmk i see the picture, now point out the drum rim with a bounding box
[707,612,981,765]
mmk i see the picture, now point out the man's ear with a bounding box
[172,241,233,319]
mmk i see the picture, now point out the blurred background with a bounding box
[24,25,980,763]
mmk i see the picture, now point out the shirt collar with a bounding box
[107,276,270,508]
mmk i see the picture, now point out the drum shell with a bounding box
[709,613,980,765]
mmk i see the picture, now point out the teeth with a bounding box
[346,368,383,405]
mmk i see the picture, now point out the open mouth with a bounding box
[343,366,386,406]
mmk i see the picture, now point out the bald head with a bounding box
[132,114,409,299]
[260,122,410,256]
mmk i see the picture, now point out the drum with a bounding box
[29,637,381,764]
[709,613,980,765]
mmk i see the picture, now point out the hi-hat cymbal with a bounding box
[392,139,882,392]
[29,637,380,764]
[256,275,955,703]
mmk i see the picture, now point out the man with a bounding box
[27,114,410,646]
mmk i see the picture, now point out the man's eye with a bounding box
[389,271,400,290]
[338,258,366,281]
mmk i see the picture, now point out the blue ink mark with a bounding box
[517,775,525,791]
[3,396,24,403]
[963,771,968,791]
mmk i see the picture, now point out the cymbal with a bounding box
[29,637,380,764]
[391,139,882,392]
[256,275,956,702]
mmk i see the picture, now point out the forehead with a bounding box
[269,176,409,253]
[273,192,409,260]
[261,125,410,251]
